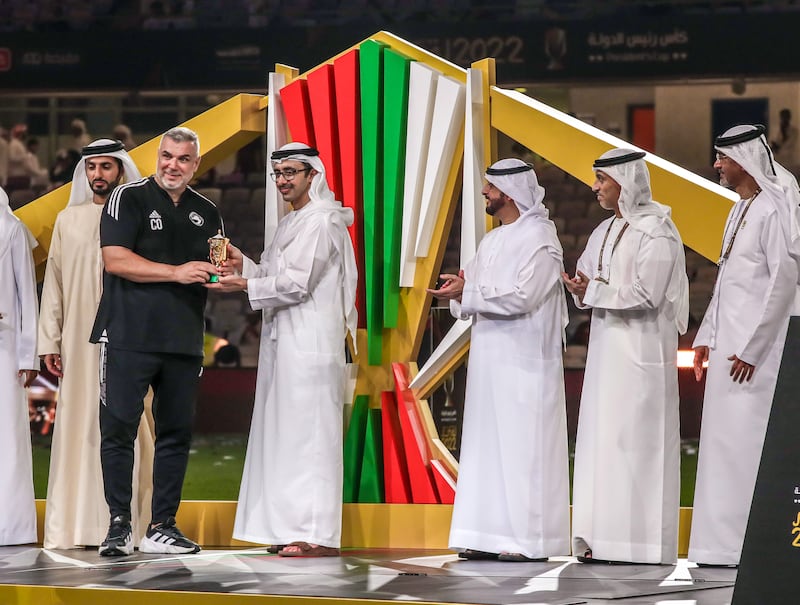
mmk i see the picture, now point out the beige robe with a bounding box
[38,203,155,549]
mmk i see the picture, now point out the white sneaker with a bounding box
[138,516,201,554]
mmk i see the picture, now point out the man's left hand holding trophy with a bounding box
[205,230,247,292]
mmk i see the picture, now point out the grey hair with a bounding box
[160,126,200,155]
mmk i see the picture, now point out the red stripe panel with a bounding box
[431,460,456,505]
[392,362,440,503]
[280,78,315,148]
[334,50,366,329]
[381,390,411,504]
[392,362,434,460]
[307,64,342,198]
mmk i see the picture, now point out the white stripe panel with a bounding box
[460,68,487,266]
[398,62,439,287]
[265,72,289,247]
[413,75,466,258]
[408,317,471,393]
[410,71,483,398]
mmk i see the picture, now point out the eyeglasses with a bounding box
[270,167,311,182]
[715,153,732,162]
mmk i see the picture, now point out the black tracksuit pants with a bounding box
[100,345,202,524]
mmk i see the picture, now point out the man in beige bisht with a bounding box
[38,139,155,549]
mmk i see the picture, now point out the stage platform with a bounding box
[0,547,736,605]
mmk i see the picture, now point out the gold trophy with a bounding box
[208,230,229,283]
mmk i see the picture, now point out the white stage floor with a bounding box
[0,547,737,604]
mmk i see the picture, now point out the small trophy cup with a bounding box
[208,230,229,283]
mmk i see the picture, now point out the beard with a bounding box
[484,197,501,216]
[91,179,119,198]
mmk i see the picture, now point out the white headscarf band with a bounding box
[485,158,547,217]
[66,138,142,208]
[271,142,336,205]
[0,186,37,250]
[714,124,800,268]
[0,185,12,219]
[592,148,672,231]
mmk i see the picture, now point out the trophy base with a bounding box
[209,275,219,283]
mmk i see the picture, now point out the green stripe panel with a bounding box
[382,49,412,329]
[358,408,384,503]
[342,394,370,502]
[359,39,386,366]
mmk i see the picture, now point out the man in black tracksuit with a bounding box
[91,126,222,556]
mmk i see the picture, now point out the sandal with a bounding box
[266,544,286,554]
[278,541,341,557]
[457,549,499,560]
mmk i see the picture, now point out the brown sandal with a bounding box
[266,544,286,554]
[278,541,340,557]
